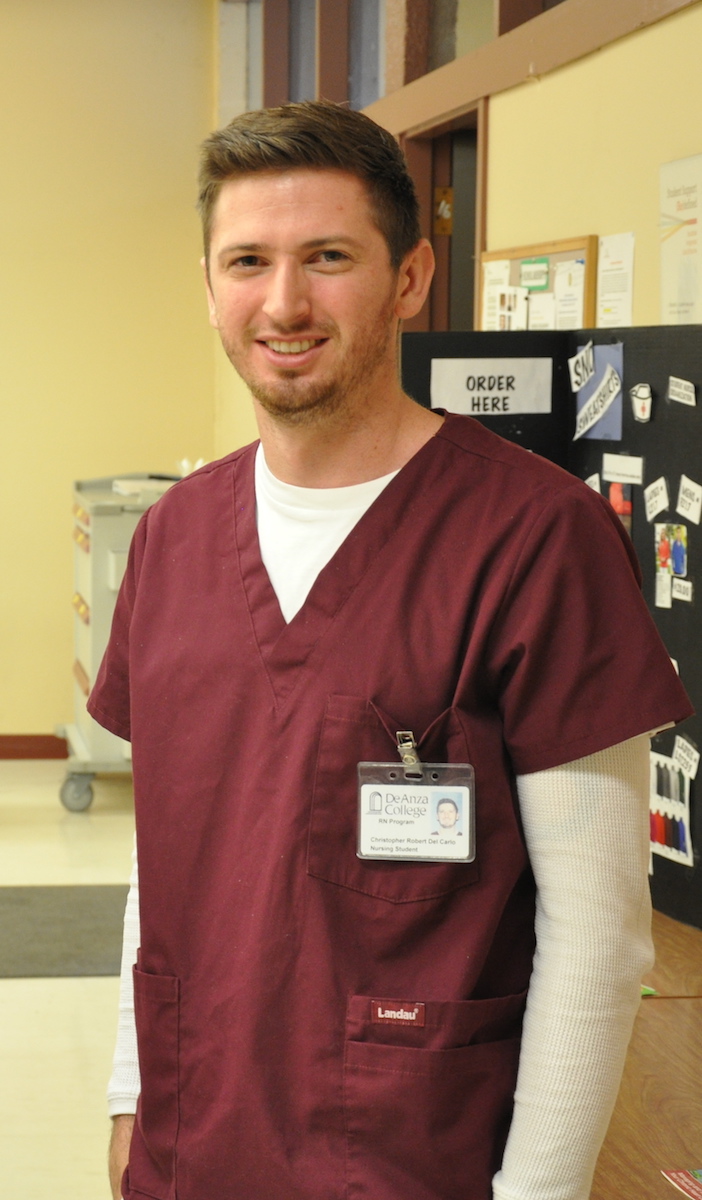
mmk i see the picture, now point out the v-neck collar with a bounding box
[232,421,449,705]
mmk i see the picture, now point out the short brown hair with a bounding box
[197,100,420,270]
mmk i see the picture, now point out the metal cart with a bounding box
[57,474,175,810]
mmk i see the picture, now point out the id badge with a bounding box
[357,732,475,864]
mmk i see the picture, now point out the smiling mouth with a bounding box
[263,338,326,354]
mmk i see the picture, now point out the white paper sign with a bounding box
[481,260,511,331]
[520,259,549,289]
[644,477,669,522]
[676,474,702,524]
[672,736,700,779]
[430,358,552,415]
[660,154,702,324]
[572,364,622,440]
[568,340,595,392]
[602,453,644,486]
[597,232,634,328]
[554,260,585,330]
[527,292,556,331]
[672,577,693,603]
[584,473,601,493]
[655,572,673,608]
[668,376,696,406]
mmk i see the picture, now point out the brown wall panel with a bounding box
[316,0,349,102]
[497,0,544,36]
[263,0,290,107]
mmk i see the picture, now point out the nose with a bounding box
[262,258,312,328]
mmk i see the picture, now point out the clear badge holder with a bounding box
[357,732,475,863]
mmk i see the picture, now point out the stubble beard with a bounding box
[223,294,398,430]
[245,364,347,427]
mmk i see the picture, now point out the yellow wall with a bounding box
[487,2,702,326]
[0,0,217,733]
[213,340,259,456]
[13,1,701,735]
[213,0,261,457]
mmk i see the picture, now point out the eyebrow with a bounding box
[217,235,364,257]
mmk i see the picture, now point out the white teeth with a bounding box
[266,339,319,354]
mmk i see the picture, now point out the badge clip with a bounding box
[396,731,420,766]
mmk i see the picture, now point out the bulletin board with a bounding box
[479,236,598,332]
[568,325,702,929]
[402,324,702,929]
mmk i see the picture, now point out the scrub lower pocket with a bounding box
[126,967,180,1200]
[342,996,523,1200]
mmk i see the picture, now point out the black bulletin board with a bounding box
[402,326,702,929]
[569,328,702,928]
[401,330,573,467]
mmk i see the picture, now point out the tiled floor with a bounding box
[0,760,134,1200]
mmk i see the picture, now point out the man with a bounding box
[431,797,462,837]
[91,101,691,1200]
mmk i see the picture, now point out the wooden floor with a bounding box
[591,909,702,1199]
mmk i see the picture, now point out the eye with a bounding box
[233,254,264,269]
[311,249,350,267]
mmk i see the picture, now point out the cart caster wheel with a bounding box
[60,774,95,812]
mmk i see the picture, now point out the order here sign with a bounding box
[430,358,553,415]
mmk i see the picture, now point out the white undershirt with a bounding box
[254,444,399,622]
[108,447,653,1200]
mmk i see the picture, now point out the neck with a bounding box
[254,388,443,488]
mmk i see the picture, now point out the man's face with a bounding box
[437,802,458,829]
[204,168,406,428]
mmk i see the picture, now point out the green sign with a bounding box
[520,256,550,291]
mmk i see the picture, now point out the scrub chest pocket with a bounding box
[307,695,481,903]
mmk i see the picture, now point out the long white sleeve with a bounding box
[493,734,653,1200]
[107,837,141,1117]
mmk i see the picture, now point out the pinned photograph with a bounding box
[671,524,688,577]
[655,523,676,607]
[608,482,632,534]
[656,523,673,574]
[656,522,688,578]
[650,752,693,866]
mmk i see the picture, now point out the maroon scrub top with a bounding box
[90,414,691,1200]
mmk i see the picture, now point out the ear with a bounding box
[201,256,219,329]
[394,238,435,321]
